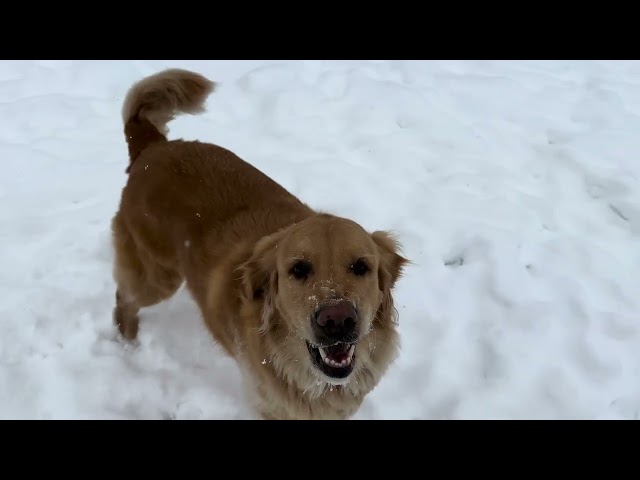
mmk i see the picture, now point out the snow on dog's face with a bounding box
[240,214,407,393]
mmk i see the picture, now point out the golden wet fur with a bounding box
[111,68,408,420]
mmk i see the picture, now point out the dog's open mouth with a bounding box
[306,341,356,379]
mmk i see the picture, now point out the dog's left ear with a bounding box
[238,230,284,333]
[372,231,408,292]
[371,230,409,324]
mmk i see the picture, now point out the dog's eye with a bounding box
[350,259,369,276]
[290,260,312,280]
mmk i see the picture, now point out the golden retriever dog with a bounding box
[111,68,408,420]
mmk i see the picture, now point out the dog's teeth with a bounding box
[318,344,356,369]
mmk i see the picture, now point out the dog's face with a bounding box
[240,214,407,392]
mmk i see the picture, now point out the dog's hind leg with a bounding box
[111,215,183,341]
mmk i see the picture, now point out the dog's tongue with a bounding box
[326,343,350,362]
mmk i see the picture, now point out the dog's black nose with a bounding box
[314,301,357,341]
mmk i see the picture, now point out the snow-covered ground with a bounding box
[1,60,639,420]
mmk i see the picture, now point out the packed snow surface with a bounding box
[1,60,639,419]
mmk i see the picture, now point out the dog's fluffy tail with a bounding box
[121,68,216,172]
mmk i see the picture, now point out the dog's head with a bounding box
[239,214,408,394]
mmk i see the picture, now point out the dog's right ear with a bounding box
[239,232,282,301]
[238,230,284,332]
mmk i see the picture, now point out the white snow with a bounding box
[1,60,639,420]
